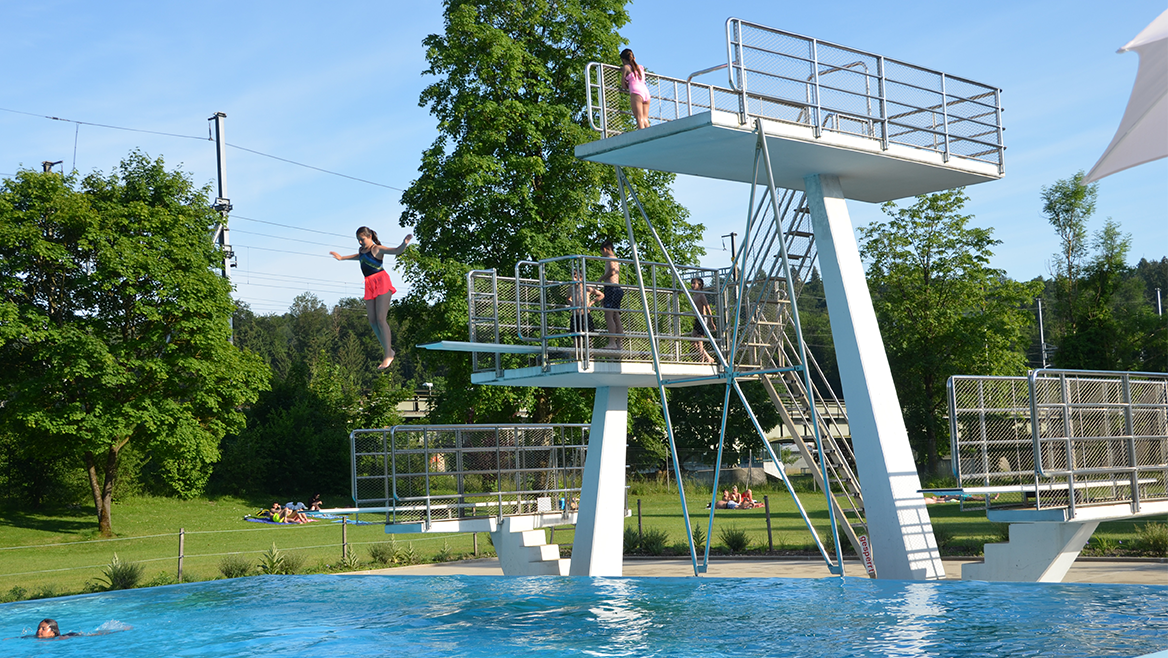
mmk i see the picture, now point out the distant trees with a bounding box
[217,294,415,496]
[0,155,269,534]
[860,189,1041,472]
[1039,173,1165,372]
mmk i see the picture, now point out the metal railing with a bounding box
[585,18,1005,172]
[351,424,589,526]
[468,256,726,372]
[948,370,1168,517]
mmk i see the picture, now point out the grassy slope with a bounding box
[0,483,1160,599]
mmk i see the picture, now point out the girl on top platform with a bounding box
[331,227,412,370]
[620,48,650,129]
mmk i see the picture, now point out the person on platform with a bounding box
[689,277,716,363]
[620,48,651,129]
[599,240,624,350]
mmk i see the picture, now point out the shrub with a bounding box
[692,525,706,551]
[258,544,287,575]
[339,550,361,570]
[219,554,253,579]
[2,586,28,603]
[283,551,305,574]
[932,526,955,550]
[368,542,396,565]
[1137,522,1168,556]
[640,529,669,556]
[435,540,455,563]
[143,572,178,587]
[397,542,419,566]
[1089,535,1119,556]
[95,553,144,591]
[623,526,640,554]
[719,526,751,553]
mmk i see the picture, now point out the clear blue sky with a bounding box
[3,1,1165,316]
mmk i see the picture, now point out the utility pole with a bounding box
[1157,288,1163,317]
[41,160,62,173]
[1037,298,1049,368]
[209,112,235,341]
[722,232,738,281]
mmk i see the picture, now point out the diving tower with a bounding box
[569,18,1007,581]
[400,18,1008,580]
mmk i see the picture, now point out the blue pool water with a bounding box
[2,575,1166,657]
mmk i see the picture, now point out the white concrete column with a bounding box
[804,173,944,581]
[569,386,628,576]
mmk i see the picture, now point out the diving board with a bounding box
[419,340,543,354]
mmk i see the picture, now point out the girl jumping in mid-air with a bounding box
[620,48,650,129]
[331,227,412,370]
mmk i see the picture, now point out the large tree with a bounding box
[0,155,269,533]
[860,189,1041,472]
[396,0,704,426]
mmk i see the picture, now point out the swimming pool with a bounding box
[3,574,1166,657]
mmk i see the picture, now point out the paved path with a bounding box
[353,556,1167,585]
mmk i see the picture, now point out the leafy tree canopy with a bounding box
[860,188,1040,471]
[0,154,270,533]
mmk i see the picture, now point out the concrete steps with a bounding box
[490,516,571,576]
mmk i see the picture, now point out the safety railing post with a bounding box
[878,56,889,150]
[342,517,349,560]
[939,73,952,162]
[811,40,822,138]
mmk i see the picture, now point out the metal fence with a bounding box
[351,424,589,525]
[586,18,1004,172]
[469,256,726,372]
[948,370,1168,517]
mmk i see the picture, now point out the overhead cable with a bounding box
[0,106,404,191]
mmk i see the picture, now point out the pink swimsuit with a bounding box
[625,65,650,103]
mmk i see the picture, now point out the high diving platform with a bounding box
[578,18,1004,203]
[575,110,1000,204]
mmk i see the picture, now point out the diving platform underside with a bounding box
[574,110,1001,204]
[421,341,718,388]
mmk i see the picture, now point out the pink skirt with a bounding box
[364,270,396,300]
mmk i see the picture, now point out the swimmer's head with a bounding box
[37,619,59,638]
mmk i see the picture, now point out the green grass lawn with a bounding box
[0,493,503,600]
[0,481,1162,601]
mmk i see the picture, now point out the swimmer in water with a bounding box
[31,618,80,639]
[36,619,59,639]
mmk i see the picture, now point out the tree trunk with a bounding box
[923,377,939,476]
[83,440,125,537]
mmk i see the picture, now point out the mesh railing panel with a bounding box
[352,424,589,524]
[587,19,1004,171]
[949,372,1168,515]
[469,257,727,370]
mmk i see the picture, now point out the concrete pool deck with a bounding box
[357,557,1167,585]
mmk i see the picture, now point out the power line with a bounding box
[232,214,354,239]
[235,244,334,259]
[237,269,361,288]
[234,281,358,294]
[227,144,404,192]
[0,106,208,141]
[231,228,350,250]
[0,106,404,191]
